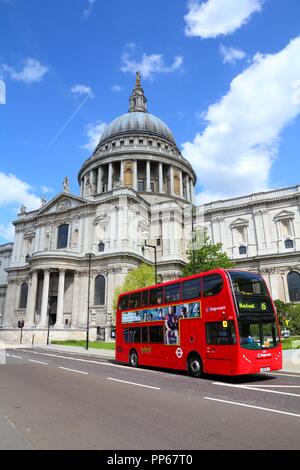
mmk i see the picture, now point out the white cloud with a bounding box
[182,37,300,203]
[220,44,247,64]
[70,84,94,98]
[83,121,106,152]
[112,84,123,92]
[185,0,263,39]
[0,171,41,215]
[41,186,54,194]
[0,79,6,104]
[2,58,48,84]
[0,223,14,242]
[121,46,183,79]
[82,0,96,20]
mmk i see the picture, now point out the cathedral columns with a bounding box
[158,162,163,193]
[190,179,195,204]
[54,269,65,328]
[186,174,191,202]
[25,270,38,327]
[108,163,113,191]
[97,166,102,194]
[133,160,138,191]
[146,161,151,191]
[71,271,80,327]
[39,269,50,328]
[170,166,174,195]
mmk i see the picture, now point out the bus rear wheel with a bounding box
[129,350,138,368]
[187,354,202,378]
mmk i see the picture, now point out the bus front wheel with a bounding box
[187,354,202,378]
[129,350,138,368]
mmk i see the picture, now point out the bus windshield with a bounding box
[228,271,268,296]
[238,319,280,350]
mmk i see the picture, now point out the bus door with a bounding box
[205,321,236,375]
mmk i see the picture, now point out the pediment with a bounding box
[274,210,295,221]
[35,192,89,216]
[230,217,249,228]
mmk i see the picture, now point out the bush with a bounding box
[274,299,300,335]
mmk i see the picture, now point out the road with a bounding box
[0,346,299,450]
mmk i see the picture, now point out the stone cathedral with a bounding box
[0,74,300,343]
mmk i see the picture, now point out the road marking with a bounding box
[246,385,300,388]
[107,377,160,390]
[59,367,88,375]
[204,397,300,419]
[266,372,300,378]
[213,381,300,398]
[7,354,23,359]
[28,359,48,365]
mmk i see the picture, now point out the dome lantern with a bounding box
[129,71,148,113]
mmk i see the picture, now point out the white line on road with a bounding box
[213,381,300,398]
[59,367,89,375]
[28,359,48,365]
[107,377,160,390]
[246,385,300,388]
[7,354,23,359]
[204,397,300,419]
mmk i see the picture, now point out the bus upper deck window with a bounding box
[119,295,129,310]
[182,278,201,300]
[203,274,223,297]
[130,292,141,309]
[141,290,149,307]
[164,283,181,303]
[149,287,163,306]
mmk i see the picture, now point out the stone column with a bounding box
[55,269,65,328]
[179,171,183,198]
[133,161,138,190]
[190,179,195,204]
[186,175,190,201]
[83,174,88,197]
[71,271,80,327]
[80,180,84,197]
[39,269,50,328]
[146,161,151,191]
[25,270,38,327]
[170,166,174,195]
[108,163,113,191]
[158,162,163,193]
[120,161,124,186]
[97,166,102,194]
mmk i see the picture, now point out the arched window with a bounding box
[94,275,106,305]
[19,282,28,309]
[57,224,69,249]
[287,271,300,302]
[284,239,294,249]
[239,245,247,255]
[98,242,105,252]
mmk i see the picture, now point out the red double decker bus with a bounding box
[115,269,282,376]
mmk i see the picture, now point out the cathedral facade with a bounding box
[0,75,300,342]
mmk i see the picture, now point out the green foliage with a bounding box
[182,232,234,276]
[274,299,300,335]
[112,263,155,318]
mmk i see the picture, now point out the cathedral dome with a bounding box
[99,112,176,146]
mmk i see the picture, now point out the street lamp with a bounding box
[144,241,157,284]
[85,252,95,350]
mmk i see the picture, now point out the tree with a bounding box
[274,299,300,335]
[182,231,234,277]
[112,264,155,319]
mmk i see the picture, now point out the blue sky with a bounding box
[0,0,300,243]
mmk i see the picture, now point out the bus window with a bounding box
[228,271,267,296]
[149,325,164,343]
[119,295,129,310]
[141,326,148,343]
[182,278,200,300]
[206,321,236,345]
[203,274,223,297]
[130,292,141,309]
[149,287,163,306]
[164,283,181,303]
[130,327,141,343]
[141,290,149,307]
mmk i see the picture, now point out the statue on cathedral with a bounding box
[20,204,26,214]
[63,176,70,193]
[136,71,141,86]
[40,197,47,207]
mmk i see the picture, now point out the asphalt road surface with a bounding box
[0,346,299,450]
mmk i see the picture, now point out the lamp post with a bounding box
[85,252,95,350]
[144,241,157,284]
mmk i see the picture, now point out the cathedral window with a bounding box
[129,139,134,145]
[239,245,247,255]
[284,239,294,249]
[148,140,153,146]
[287,271,300,302]
[98,242,105,252]
[57,224,69,249]
[94,275,106,305]
[120,140,124,146]
[157,142,161,148]
[138,179,145,191]
[19,282,28,309]
[139,139,144,145]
